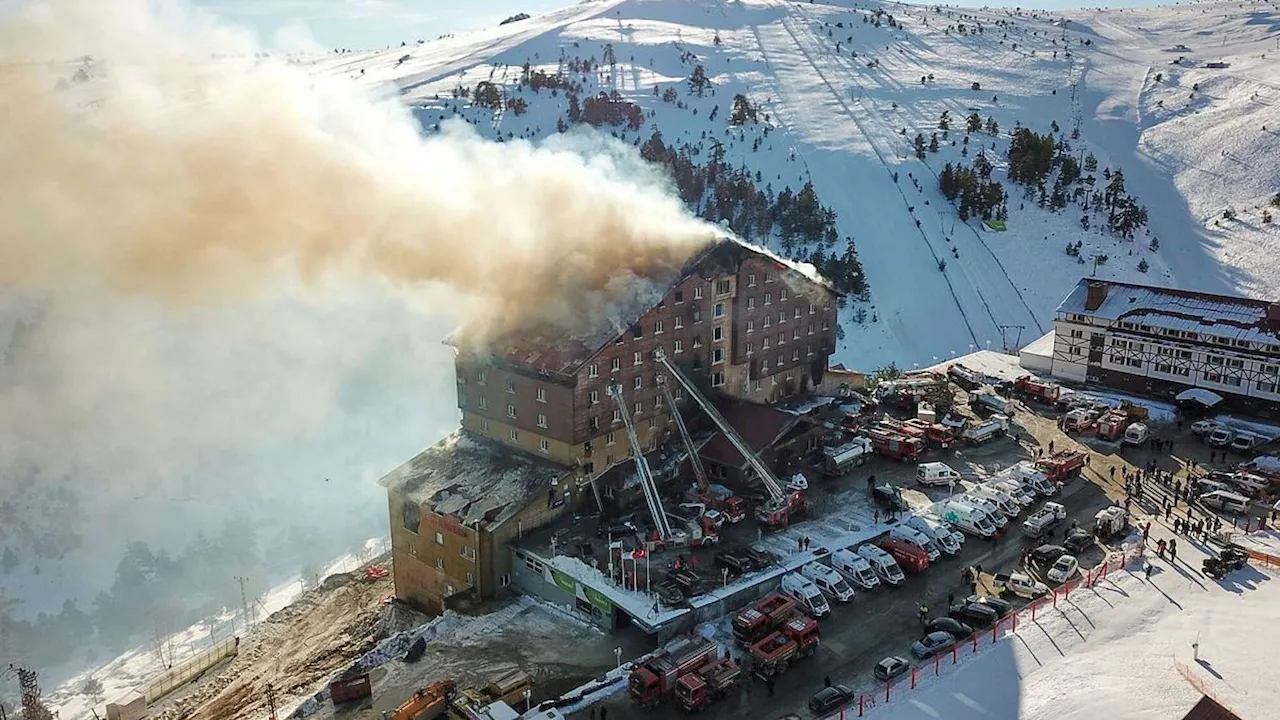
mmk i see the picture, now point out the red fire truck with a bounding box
[628,638,718,708]
[866,427,924,462]
[732,593,799,646]
[749,617,820,679]
[1035,450,1087,483]
[675,656,742,711]
[876,537,930,574]
[1012,375,1062,404]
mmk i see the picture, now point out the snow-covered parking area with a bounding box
[851,533,1278,719]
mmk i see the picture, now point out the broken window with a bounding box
[401,501,421,533]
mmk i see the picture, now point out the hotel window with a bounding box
[764,292,773,305]
[436,558,444,570]
[633,351,643,366]
[611,358,621,372]
[780,289,788,301]
[693,335,703,348]
[794,307,802,319]
[674,387,683,400]
[778,311,786,324]
[607,431,617,445]
[506,379,516,394]
[675,317,684,329]
[715,279,731,295]
[763,338,771,349]
[674,339,684,354]
[1258,380,1278,393]
[694,286,704,300]
[713,348,724,364]
[478,397,488,410]
[407,541,417,557]
[536,387,546,403]
[808,324,814,335]
[590,416,600,430]
[748,297,756,310]
[778,333,786,346]
[822,319,830,330]
[712,371,725,387]
[714,302,725,319]
[747,320,755,334]
[763,316,772,329]
[435,531,445,545]
[588,363,598,378]
[509,427,518,441]
[590,390,600,405]
[612,409,622,423]
[793,327,801,340]
[506,404,516,418]
[539,439,550,454]
[674,290,684,304]
[634,376,643,390]
[654,320,664,334]
[748,273,757,287]
[746,342,754,355]
[537,413,547,428]
[777,354,784,368]
[634,401,643,415]
[461,545,476,560]
[713,326,724,342]
[792,349,800,361]
[807,344,813,357]
[809,303,816,315]
[477,371,487,386]
[765,271,775,283]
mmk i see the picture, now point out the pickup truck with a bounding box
[991,572,1049,599]
[1022,502,1067,539]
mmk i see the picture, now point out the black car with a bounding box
[1028,544,1069,567]
[872,484,911,512]
[925,616,974,639]
[808,684,855,714]
[654,581,685,606]
[1063,529,1094,553]
[715,551,752,576]
[949,601,998,628]
[965,594,1013,618]
[595,519,639,539]
[743,547,778,570]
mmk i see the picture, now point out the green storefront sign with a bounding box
[550,568,577,595]
[582,585,613,613]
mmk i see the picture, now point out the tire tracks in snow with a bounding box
[765,1,985,347]
[789,1,1046,341]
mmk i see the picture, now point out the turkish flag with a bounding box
[632,547,648,559]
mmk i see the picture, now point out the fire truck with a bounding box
[732,593,800,646]
[1095,409,1133,441]
[903,418,955,448]
[749,617,820,679]
[865,427,923,462]
[675,656,742,712]
[628,637,719,708]
[691,484,747,524]
[1035,450,1087,483]
[1012,375,1062,404]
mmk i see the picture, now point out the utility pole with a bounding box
[235,576,253,628]
[265,683,278,720]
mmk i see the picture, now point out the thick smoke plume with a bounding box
[0,0,717,337]
[0,0,717,628]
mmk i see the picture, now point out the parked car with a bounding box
[1208,427,1236,448]
[992,572,1050,599]
[873,656,911,682]
[872,483,912,513]
[1046,555,1080,583]
[948,601,998,628]
[808,684,855,714]
[1063,530,1094,553]
[714,551,752,577]
[925,616,974,639]
[1028,544,1069,568]
[911,631,957,659]
[1191,419,1223,436]
[964,594,1013,618]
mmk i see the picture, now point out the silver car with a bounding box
[911,630,957,659]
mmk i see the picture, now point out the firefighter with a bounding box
[918,604,929,625]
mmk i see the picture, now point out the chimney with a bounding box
[1084,281,1109,312]
[1267,302,1280,325]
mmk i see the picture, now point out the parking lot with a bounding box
[573,393,1267,720]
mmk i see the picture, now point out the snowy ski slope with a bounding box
[300,0,1280,369]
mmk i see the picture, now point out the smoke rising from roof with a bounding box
[0,0,716,622]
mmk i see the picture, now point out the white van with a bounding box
[917,462,962,487]
[1191,477,1231,496]
[1229,473,1270,497]
[903,514,963,555]
[889,525,941,561]
[1198,490,1250,514]
[780,572,831,617]
[971,485,1022,516]
[800,561,856,603]
[1230,432,1264,454]
[936,500,997,537]
[960,493,1010,527]
[831,548,880,589]
[1123,422,1149,445]
[989,479,1035,508]
[855,544,905,585]
[1209,427,1236,447]
[1008,462,1058,496]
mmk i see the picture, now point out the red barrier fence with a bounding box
[832,549,1139,719]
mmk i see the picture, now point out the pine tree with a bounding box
[687,64,712,97]
[929,133,940,152]
[914,133,927,159]
[967,112,982,133]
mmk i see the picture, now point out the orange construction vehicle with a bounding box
[749,616,820,679]
[1035,450,1087,483]
[628,637,718,709]
[389,680,455,720]
[865,427,924,462]
[675,656,742,712]
[732,593,799,646]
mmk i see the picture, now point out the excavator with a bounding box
[389,680,455,720]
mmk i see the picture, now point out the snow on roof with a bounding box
[1021,329,1056,357]
[377,431,568,530]
[1175,388,1224,407]
[1057,279,1280,347]
[925,351,1026,384]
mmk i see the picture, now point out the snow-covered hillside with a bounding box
[300,0,1280,369]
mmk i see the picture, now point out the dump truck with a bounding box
[1012,375,1062,404]
[1022,502,1067,539]
[629,637,719,708]
[390,680,455,720]
[732,593,799,646]
[749,617,820,679]
[1035,450,1086,483]
[675,657,742,712]
[821,437,874,477]
[866,427,923,462]
[963,415,1010,445]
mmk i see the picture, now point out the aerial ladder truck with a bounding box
[608,383,675,542]
[661,380,747,524]
[653,350,805,528]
